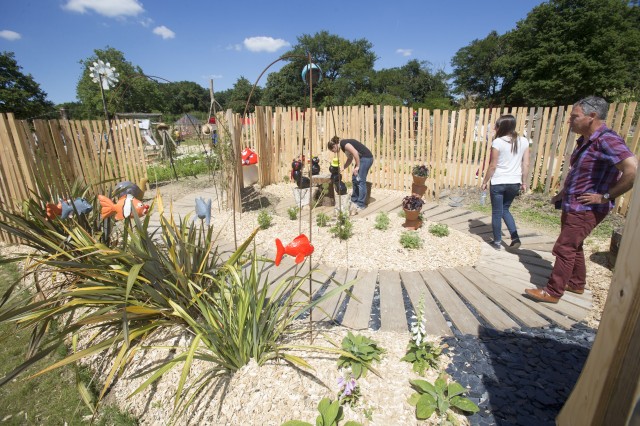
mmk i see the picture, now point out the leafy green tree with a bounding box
[226,76,262,114]
[76,47,162,118]
[503,0,640,105]
[262,31,377,108]
[158,80,209,115]
[451,31,508,105]
[0,51,55,119]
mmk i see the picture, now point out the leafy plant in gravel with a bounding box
[374,212,390,230]
[332,332,384,379]
[316,212,330,227]
[258,209,273,229]
[329,212,353,240]
[288,206,300,220]
[429,223,449,237]
[282,397,362,426]
[401,296,442,375]
[400,231,422,249]
[0,197,354,420]
[336,374,360,407]
[408,374,480,422]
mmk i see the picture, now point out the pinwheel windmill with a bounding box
[89,60,119,90]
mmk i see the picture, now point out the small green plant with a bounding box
[282,397,363,426]
[408,374,480,422]
[330,212,353,240]
[374,211,390,230]
[258,209,273,229]
[335,332,384,378]
[363,406,375,422]
[287,206,300,220]
[400,231,422,249]
[429,223,449,237]
[316,212,330,227]
[401,296,442,375]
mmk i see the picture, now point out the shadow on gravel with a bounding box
[443,325,593,426]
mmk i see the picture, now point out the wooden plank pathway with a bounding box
[146,186,593,337]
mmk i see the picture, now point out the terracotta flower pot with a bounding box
[403,208,421,221]
[412,175,427,186]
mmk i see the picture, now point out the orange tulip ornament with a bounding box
[275,234,314,266]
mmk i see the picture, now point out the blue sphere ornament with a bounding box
[301,63,322,85]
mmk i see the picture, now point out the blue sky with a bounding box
[1,0,546,105]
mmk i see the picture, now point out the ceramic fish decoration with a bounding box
[45,198,93,220]
[114,178,148,200]
[275,234,314,266]
[98,194,149,220]
[195,197,212,226]
[60,198,93,219]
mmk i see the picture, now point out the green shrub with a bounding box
[408,374,479,421]
[316,212,330,227]
[400,231,422,249]
[288,206,300,220]
[374,212,390,230]
[428,223,449,237]
[335,332,384,379]
[147,152,217,182]
[257,209,272,229]
[330,212,353,240]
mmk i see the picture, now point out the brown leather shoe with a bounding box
[564,285,585,295]
[524,288,560,303]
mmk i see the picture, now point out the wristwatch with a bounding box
[603,193,611,201]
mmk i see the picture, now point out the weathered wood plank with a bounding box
[458,266,549,328]
[420,270,480,335]
[440,268,519,330]
[400,271,452,336]
[378,270,408,332]
[313,268,357,323]
[341,270,377,330]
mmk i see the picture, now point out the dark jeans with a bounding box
[351,157,373,208]
[489,183,521,243]
[546,210,608,297]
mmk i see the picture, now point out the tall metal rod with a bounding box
[306,52,314,344]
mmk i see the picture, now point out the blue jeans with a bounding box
[489,183,521,243]
[351,157,373,208]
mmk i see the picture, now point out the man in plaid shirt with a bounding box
[525,96,638,303]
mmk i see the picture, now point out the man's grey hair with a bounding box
[575,96,608,119]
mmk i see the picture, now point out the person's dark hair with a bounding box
[575,96,608,119]
[495,114,519,154]
[327,136,340,151]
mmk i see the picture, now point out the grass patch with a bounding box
[0,261,137,425]
[374,212,390,230]
[400,231,423,249]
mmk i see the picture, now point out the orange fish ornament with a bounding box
[98,194,149,220]
[45,201,63,220]
[275,234,314,266]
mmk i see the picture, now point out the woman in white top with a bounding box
[481,115,530,250]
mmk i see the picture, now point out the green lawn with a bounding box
[0,261,138,425]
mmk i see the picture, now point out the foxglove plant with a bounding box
[401,296,443,376]
[410,297,427,347]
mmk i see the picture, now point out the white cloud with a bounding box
[396,48,412,57]
[0,30,21,41]
[153,26,175,39]
[243,36,290,53]
[62,0,144,18]
[139,18,153,28]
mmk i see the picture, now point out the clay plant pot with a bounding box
[403,208,421,221]
[411,183,428,198]
[412,175,427,186]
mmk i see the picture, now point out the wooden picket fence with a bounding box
[1,102,638,244]
[242,103,639,215]
[0,113,148,243]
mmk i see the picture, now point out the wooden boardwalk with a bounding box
[148,187,591,337]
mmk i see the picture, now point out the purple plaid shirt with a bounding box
[561,124,634,213]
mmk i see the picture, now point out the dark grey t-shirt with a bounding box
[340,139,373,158]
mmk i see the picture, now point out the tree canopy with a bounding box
[0,51,54,119]
[451,0,640,106]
